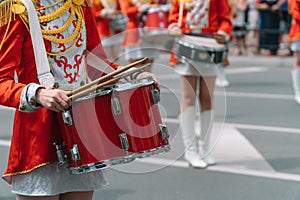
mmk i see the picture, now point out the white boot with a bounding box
[292,68,300,105]
[180,106,208,169]
[198,110,216,166]
[215,64,229,87]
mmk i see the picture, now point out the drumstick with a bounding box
[69,63,151,100]
[69,57,148,96]
[178,0,184,27]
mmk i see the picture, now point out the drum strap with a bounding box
[20,0,55,89]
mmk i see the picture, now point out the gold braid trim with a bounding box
[2,162,50,178]
[0,0,15,27]
[85,0,91,7]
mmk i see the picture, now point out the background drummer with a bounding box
[119,0,168,71]
[168,0,233,168]
[92,0,127,61]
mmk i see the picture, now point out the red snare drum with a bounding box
[56,78,170,174]
[140,4,173,45]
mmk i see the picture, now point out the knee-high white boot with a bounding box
[215,64,229,87]
[198,110,216,166]
[180,106,207,168]
[292,68,300,105]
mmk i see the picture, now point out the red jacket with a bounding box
[0,1,117,184]
[92,0,123,37]
[119,0,154,46]
[288,0,300,41]
[168,0,233,36]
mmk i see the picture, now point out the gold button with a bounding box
[53,82,60,89]
[29,98,36,106]
[11,4,25,14]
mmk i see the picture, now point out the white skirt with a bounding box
[11,162,108,196]
[290,39,300,52]
[174,60,218,77]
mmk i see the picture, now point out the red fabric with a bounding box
[168,0,233,63]
[0,3,117,183]
[92,0,123,37]
[168,0,233,35]
[119,0,142,46]
[288,0,300,41]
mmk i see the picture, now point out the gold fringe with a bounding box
[2,162,50,178]
[85,0,91,7]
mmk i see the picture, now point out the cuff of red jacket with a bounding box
[19,83,44,112]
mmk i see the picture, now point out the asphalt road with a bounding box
[1,52,300,200]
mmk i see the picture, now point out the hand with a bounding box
[168,24,182,37]
[213,34,227,44]
[136,71,160,92]
[36,88,72,112]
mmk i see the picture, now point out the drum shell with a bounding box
[175,36,225,64]
[57,79,169,173]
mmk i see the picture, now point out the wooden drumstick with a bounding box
[69,57,148,96]
[69,63,151,100]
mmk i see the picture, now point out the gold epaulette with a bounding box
[0,0,28,27]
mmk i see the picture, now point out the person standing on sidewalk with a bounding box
[288,0,300,104]
[168,0,233,168]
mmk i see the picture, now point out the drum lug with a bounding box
[71,144,81,161]
[62,110,73,126]
[151,89,160,104]
[119,133,130,152]
[53,141,68,165]
[191,49,195,60]
[112,97,122,115]
[159,124,169,140]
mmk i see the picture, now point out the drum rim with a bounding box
[147,5,171,13]
[68,144,171,174]
[177,39,225,52]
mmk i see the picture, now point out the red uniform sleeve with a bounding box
[119,0,139,16]
[168,0,180,25]
[0,19,27,109]
[289,0,300,23]
[217,0,233,35]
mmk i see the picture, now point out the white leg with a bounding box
[215,64,229,87]
[180,106,208,168]
[198,110,216,166]
[292,68,300,104]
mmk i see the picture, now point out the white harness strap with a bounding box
[20,0,55,88]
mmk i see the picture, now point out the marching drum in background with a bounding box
[175,34,226,64]
[173,34,227,76]
[109,13,128,33]
[140,4,173,45]
[56,78,170,174]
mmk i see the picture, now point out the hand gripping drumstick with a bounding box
[69,57,148,97]
[69,63,151,100]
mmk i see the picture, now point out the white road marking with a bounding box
[215,91,294,100]
[137,157,300,182]
[225,66,269,74]
[0,140,10,147]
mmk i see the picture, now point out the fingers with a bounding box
[36,88,72,112]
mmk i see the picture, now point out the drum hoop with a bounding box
[147,5,170,13]
[177,38,225,52]
[113,78,155,92]
[75,87,113,102]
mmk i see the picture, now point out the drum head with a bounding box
[180,35,225,51]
